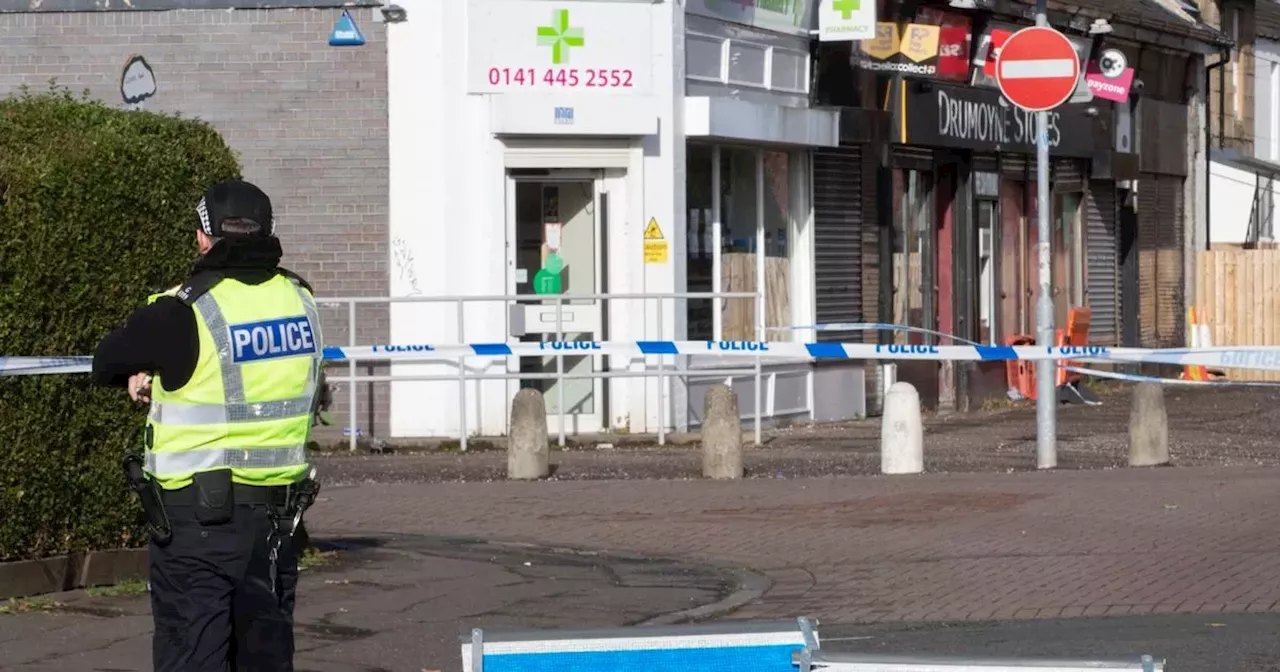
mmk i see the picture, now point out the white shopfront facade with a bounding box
[385,0,844,438]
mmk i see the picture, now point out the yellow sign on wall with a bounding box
[644,217,664,240]
[860,22,900,60]
[899,24,939,63]
[644,241,669,264]
[643,217,668,264]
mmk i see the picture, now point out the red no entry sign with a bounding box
[994,26,1080,112]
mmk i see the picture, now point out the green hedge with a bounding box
[0,86,242,562]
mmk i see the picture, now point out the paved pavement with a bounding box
[314,465,1280,625]
[312,385,1280,483]
[822,613,1280,670]
[0,535,730,672]
[6,385,1280,670]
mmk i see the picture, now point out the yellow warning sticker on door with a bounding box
[643,217,664,240]
[644,240,669,264]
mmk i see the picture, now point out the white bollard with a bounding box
[881,381,924,475]
[1129,382,1170,467]
[701,384,744,480]
[508,388,551,480]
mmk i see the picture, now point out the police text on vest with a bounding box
[229,316,317,363]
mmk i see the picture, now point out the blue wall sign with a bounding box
[329,9,366,47]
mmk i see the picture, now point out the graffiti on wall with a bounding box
[391,237,423,297]
[120,54,156,109]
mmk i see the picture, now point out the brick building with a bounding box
[0,0,391,442]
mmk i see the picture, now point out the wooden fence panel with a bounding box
[1197,249,1280,381]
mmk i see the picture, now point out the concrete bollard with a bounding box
[881,381,924,475]
[1129,382,1170,467]
[701,384,743,480]
[508,388,551,480]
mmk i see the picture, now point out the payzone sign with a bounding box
[468,0,654,93]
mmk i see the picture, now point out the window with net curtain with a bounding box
[686,144,793,342]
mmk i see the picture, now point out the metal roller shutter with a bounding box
[1155,176,1186,347]
[1053,159,1085,191]
[1085,181,1119,346]
[1000,154,1028,175]
[892,147,933,171]
[813,147,864,342]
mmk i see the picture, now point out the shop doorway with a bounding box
[505,170,613,433]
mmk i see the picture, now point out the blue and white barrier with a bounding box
[460,618,813,672]
[457,616,1163,672]
[796,651,1163,671]
[9,342,1280,376]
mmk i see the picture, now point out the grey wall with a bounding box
[0,6,391,443]
[1256,37,1280,162]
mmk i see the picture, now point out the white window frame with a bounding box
[1270,58,1279,162]
[687,142,814,369]
[683,26,811,95]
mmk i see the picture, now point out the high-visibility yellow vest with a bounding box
[144,274,323,491]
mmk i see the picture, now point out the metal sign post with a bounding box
[993,3,1081,470]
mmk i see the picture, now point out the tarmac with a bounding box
[0,534,731,672]
[3,385,1280,671]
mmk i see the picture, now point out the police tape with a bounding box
[0,356,92,376]
[787,323,1280,387]
[10,341,1280,376]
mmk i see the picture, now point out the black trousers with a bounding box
[149,500,300,672]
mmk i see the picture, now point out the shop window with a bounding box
[891,169,936,343]
[1053,192,1084,327]
[976,196,998,344]
[685,144,799,342]
[999,179,1030,340]
[687,144,715,340]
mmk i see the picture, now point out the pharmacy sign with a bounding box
[537,9,585,65]
[819,0,875,41]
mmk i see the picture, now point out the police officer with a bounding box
[91,179,323,672]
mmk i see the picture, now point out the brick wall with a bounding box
[0,6,392,444]
[1204,0,1257,153]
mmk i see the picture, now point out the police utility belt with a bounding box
[123,454,320,545]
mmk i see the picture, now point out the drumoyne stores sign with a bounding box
[899,82,1095,157]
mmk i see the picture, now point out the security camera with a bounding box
[1131,78,1145,91]
[380,3,407,23]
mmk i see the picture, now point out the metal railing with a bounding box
[315,291,769,452]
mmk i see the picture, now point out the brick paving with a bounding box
[311,465,1280,624]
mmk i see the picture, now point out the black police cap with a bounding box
[195,180,274,238]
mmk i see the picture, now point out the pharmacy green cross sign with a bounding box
[536,9,585,65]
[831,0,860,20]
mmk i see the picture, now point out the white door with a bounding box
[506,171,606,434]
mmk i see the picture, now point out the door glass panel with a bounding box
[686,145,714,340]
[1053,192,1082,328]
[514,179,596,415]
[976,199,997,344]
[720,147,759,340]
[998,180,1024,340]
[892,168,935,344]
